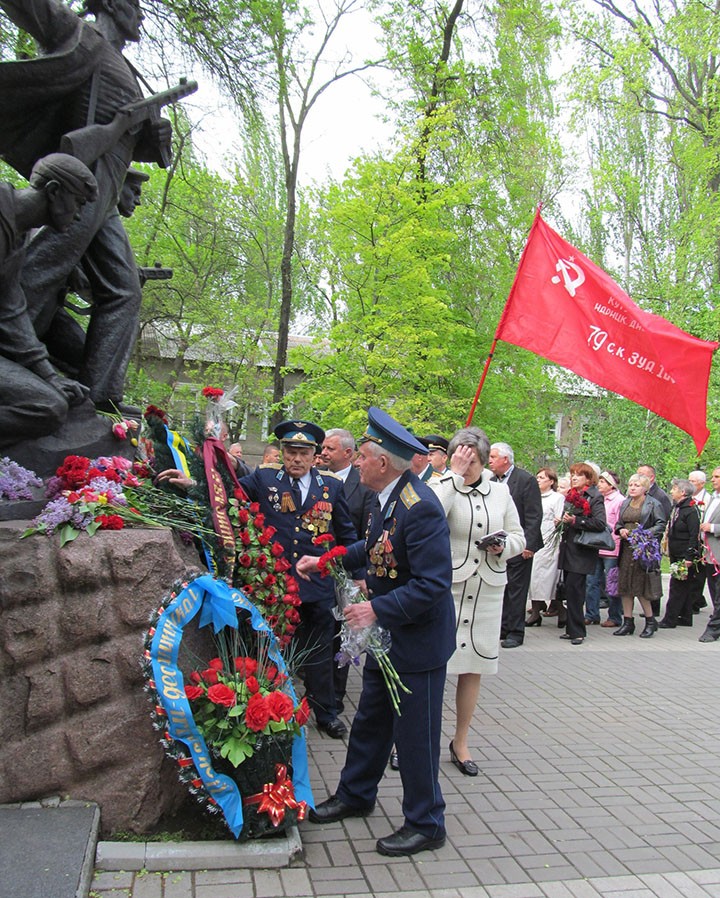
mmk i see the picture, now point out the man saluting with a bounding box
[239,419,357,739]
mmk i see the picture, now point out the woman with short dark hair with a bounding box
[557,463,607,645]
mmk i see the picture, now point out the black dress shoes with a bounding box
[318,718,347,738]
[449,741,478,776]
[699,632,718,643]
[389,749,400,770]
[309,795,374,824]
[376,825,446,856]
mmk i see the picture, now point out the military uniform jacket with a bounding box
[239,464,357,605]
[429,469,525,587]
[344,470,456,673]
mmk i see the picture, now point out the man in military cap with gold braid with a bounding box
[239,419,356,738]
[298,407,455,857]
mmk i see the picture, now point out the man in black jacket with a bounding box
[489,442,544,648]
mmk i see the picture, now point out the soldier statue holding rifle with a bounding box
[0,0,196,416]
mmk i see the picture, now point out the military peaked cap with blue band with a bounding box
[361,407,428,460]
[273,419,325,448]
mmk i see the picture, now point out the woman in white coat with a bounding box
[430,427,525,776]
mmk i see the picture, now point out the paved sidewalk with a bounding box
[91,605,720,898]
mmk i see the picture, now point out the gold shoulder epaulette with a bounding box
[259,462,283,469]
[318,469,342,480]
[400,483,421,509]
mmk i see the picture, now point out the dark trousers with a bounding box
[690,565,708,610]
[337,663,446,839]
[663,575,695,626]
[295,601,337,725]
[564,570,587,639]
[705,563,720,613]
[501,555,533,643]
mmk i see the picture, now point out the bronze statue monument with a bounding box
[0,0,195,429]
[0,154,98,447]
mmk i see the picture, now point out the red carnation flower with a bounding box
[312,533,335,545]
[184,685,204,701]
[95,514,124,531]
[144,404,168,423]
[245,692,270,731]
[201,386,224,400]
[235,656,258,677]
[207,683,236,707]
[295,696,311,727]
[266,691,294,722]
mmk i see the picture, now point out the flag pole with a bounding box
[465,207,544,427]
[465,337,499,426]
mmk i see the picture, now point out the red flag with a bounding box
[496,211,718,454]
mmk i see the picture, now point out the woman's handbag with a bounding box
[574,525,615,551]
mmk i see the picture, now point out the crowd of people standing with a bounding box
[163,411,720,858]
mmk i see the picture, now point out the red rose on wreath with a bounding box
[267,691,294,722]
[245,676,260,694]
[237,508,250,524]
[249,502,260,514]
[238,553,252,568]
[271,542,285,558]
[245,692,270,731]
[201,668,219,685]
[256,554,268,569]
[240,531,252,546]
[208,658,223,671]
[207,683,236,707]
[184,685,204,701]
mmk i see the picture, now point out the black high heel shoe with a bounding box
[449,741,478,777]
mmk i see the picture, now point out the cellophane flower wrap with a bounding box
[627,524,662,571]
[313,534,411,714]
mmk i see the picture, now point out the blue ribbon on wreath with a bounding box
[150,574,313,837]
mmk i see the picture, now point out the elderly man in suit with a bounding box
[319,427,377,712]
[689,470,710,612]
[699,467,720,642]
[239,420,357,738]
[299,407,455,857]
[489,441,544,648]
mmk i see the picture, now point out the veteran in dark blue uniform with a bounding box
[299,407,456,857]
[239,419,357,738]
